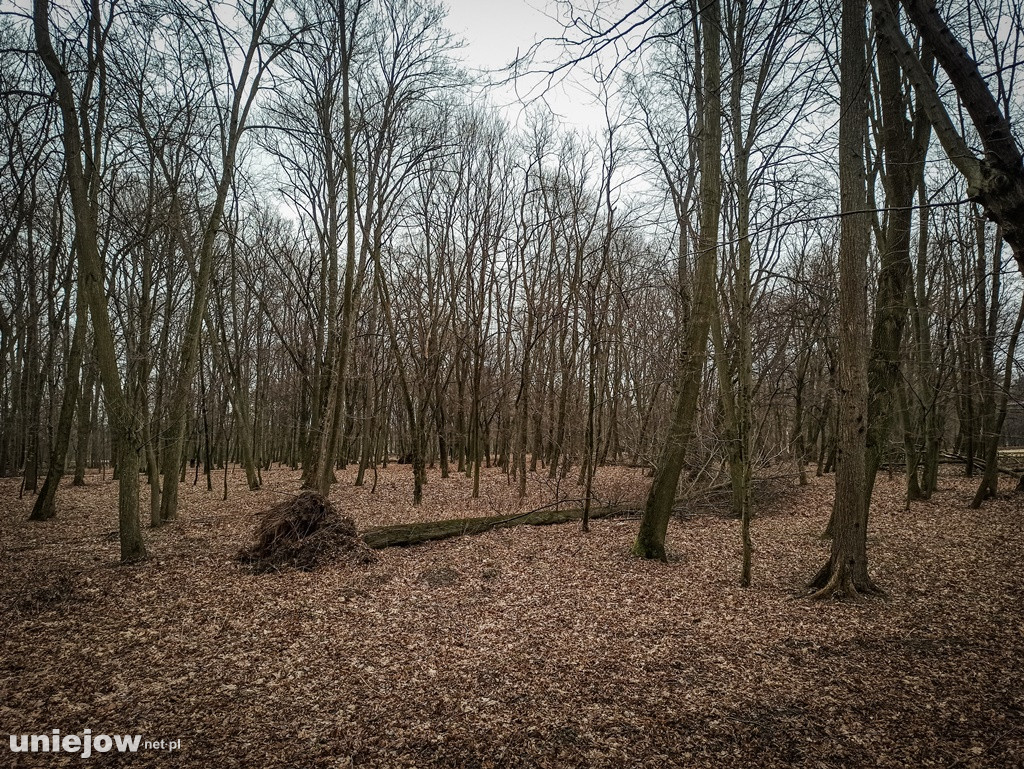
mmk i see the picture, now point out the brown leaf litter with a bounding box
[0,464,1021,768]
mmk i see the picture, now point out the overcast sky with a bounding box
[444,0,551,72]
[442,0,613,132]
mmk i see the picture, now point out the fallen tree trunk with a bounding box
[360,502,634,549]
[359,481,744,549]
[941,453,1023,477]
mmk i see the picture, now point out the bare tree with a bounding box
[33,0,146,560]
[806,0,880,599]
[159,0,290,522]
[872,0,1024,270]
[634,0,722,561]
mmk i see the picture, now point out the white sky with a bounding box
[442,0,615,133]
[443,0,551,72]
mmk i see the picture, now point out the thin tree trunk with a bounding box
[29,281,86,521]
[862,29,930,504]
[633,0,721,561]
[34,0,146,562]
[73,353,95,486]
[972,249,1022,507]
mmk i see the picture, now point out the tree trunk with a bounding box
[29,282,86,521]
[633,0,721,561]
[34,0,146,562]
[972,274,1023,507]
[73,353,95,486]
[862,25,930,502]
[362,504,631,549]
[807,0,878,598]
[874,0,1024,273]
[160,3,275,521]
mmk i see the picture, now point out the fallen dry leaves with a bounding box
[0,463,1022,767]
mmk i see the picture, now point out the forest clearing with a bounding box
[2,465,1022,768]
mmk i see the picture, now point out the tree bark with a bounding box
[863,19,930,502]
[873,0,1024,272]
[29,277,86,521]
[633,0,721,561]
[972,275,1023,507]
[72,353,95,486]
[362,504,630,549]
[160,1,277,522]
[807,0,878,598]
[34,0,146,562]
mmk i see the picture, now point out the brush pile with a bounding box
[238,491,376,573]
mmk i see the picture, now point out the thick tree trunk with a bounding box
[898,382,925,501]
[807,0,878,598]
[724,2,755,585]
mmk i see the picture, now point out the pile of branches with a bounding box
[672,477,789,520]
[238,491,376,573]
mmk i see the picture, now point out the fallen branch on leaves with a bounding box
[242,480,767,563]
[359,480,750,549]
[941,453,1024,477]
[360,503,634,548]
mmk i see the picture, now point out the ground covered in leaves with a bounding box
[1,462,1022,767]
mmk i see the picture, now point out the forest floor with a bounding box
[1,462,1022,768]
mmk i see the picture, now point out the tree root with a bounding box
[804,558,884,600]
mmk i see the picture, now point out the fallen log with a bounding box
[358,479,772,549]
[360,502,637,549]
[940,453,1024,477]
[356,475,786,548]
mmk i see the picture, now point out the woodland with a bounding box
[2,0,1024,765]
